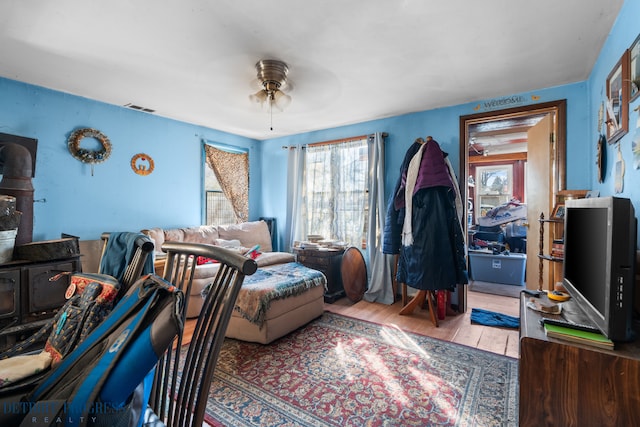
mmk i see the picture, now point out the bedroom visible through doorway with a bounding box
[459,100,567,301]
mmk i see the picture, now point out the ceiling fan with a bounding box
[249,59,292,112]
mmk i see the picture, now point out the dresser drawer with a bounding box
[297,255,330,268]
[293,247,346,303]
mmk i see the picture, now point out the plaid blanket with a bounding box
[234,262,326,327]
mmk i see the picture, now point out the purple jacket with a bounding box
[394,139,453,210]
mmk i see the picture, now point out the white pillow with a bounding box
[214,238,242,248]
[217,220,273,252]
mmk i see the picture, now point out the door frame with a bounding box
[457,100,567,311]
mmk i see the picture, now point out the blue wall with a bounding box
[0,0,637,246]
[587,0,640,209]
[259,82,590,249]
[0,78,261,240]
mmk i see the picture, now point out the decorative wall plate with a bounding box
[597,134,606,183]
[131,153,154,175]
[633,111,640,170]
[614,145,624,193]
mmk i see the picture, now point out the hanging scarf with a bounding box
[401,138,463,247]
[402,143,427,246]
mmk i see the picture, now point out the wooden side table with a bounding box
[293,247,345,303]
[519,293,640,426]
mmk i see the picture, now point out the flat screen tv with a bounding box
[562,196,637,342]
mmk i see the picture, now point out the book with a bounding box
[543,323,614,350]
[551,241,564,258]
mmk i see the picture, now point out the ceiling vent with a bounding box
[124,103,155,113]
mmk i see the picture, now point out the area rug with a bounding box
[205,312,519,426]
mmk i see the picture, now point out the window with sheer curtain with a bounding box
[302,138,369,248]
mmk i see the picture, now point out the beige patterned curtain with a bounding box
[204,144,249,223]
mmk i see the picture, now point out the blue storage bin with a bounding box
[469,251,526,286]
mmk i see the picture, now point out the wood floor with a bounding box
[324,289,521,358]
[186,289,521,358]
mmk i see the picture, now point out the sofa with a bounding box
[142,220,326,344]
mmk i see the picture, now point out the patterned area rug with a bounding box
[205,312,519,426]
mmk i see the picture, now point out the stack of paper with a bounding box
[544,323,614,350]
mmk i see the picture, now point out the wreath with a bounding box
[131,153,155,175]
[68,128,112,164]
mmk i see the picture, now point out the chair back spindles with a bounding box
[149,241,257,427]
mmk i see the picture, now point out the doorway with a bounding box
[458,100,567,310]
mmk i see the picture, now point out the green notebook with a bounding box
[543,323,614,349]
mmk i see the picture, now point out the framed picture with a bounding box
[630,34,640,102]
[551,203,565,219]
[606,50,630,144]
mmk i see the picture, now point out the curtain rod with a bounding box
[202,139,249,154]
[282,132,387,149]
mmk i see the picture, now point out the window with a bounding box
[302,138,369,248]
[204,161,236,225]
[475,164,513,218]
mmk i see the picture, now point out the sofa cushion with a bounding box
[192,262,221,282]
[181,225,219,244]
[142,228,166,257]
[256,251,295,267]
[217,220,273,252]
[164,228,186,243]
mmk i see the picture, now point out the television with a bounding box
[562,196,637,342]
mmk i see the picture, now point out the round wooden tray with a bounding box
[341,246,367,302]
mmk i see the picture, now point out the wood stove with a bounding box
[0,256,81,352]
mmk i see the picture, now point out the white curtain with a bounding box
[302,139,368,248]
[363,132,395,304]
[284,146,305,252]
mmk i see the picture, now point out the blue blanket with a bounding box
[233,262,326,326]
[470,308,520,329]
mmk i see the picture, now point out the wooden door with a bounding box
[525,114,553,290]
[459,100,566,310]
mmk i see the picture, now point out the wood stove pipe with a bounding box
[0,143,34,245]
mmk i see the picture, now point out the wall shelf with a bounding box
[538,213,564,291]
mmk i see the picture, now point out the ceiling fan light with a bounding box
[249,90,268,105]
[273,90,292,111]
[250,59,291,129]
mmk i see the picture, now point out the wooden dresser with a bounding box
[519,293,640,426]
[293,247,345,303]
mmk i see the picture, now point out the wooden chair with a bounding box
[145,241,257,427]
[99,232,155,292]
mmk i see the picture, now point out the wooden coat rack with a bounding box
[394,254,439,327]
[395,135,440,327]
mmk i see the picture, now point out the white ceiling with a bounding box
[0,0,624,140]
